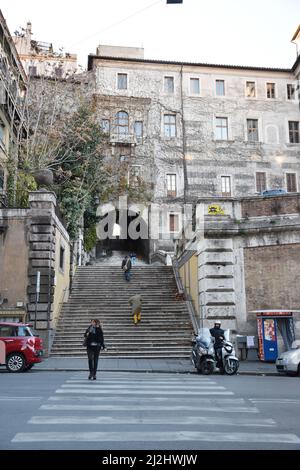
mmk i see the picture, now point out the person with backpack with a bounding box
[128,293,143,325]
[121,255,132,282]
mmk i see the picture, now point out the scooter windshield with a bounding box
[196,327,212,348]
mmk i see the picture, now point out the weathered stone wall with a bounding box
[241,194,300,218]
[244,244,300,311]
[0,210,29,308]
[26,192,72,353]
[93,58,299,204]
[91,57,299,254]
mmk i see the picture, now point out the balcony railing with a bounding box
[110,133,136,145]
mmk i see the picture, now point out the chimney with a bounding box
[26,22,32,36]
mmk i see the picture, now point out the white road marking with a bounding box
[66,379,217,384]
[29,415,275,427]
[61,383,225,390]
[250,398,300,404]
[40,404,259,413]
[54,389,234,395]
[0,396,43,401]
[12,431,300,444]
[48,396,247,403]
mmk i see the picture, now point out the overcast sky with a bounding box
[1,0,299,69]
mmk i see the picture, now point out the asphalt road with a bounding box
[0,368,299,451]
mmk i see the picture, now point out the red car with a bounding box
[0,322,44,372]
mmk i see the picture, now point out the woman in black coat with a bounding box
[84,319,105,380]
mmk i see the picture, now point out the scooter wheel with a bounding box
[224,360,239,375]
[201,362,214,375]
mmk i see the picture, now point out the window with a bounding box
[120,155,129,163]
[115,111,129,135]
[190,78,200,95]
[286,173,297,192]
[55,67,63,78]
[129,165,141,186]
[215,117,228,140]
[288,121,300,143]
[59,246,65,271]
[101,119,110,134]
[164,76,174,93]
[28,65,37,77]
[216,80,225,96]
[256,172,266,193]
[0,166,4,190]
[0,326,16,337]
[164,114,176,138]
[266,83,276,99]
[169,213,179,232]
[221,176,231,196]
[246,81,256,98]
[247,119,259,142]
[167,174,177,197]
[287,84,296,100]
[134,121,143,140]
[117,73,127,90]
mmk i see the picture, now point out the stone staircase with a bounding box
[51,265,193,358]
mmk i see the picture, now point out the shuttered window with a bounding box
[286,173,297,192]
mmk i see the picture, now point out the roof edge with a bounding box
[88,54,292,73]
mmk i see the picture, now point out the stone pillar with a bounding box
[27,191,56,355]
[198,237,237,332]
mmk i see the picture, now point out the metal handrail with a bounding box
[172,257,198,334]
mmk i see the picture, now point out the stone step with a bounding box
[52,264,192,358]
[50,353,191,358]
[55,317,190,329]
[52,341,190,348]
[50,343,191,352]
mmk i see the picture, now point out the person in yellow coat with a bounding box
[128,294,143,325]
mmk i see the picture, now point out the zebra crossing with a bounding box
[11,372,300,449]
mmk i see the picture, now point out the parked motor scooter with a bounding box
[191,328,215,375]
[215,330,239,375]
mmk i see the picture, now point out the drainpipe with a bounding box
[180,64,188,203]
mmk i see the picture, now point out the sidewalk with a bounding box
[34,357,278,376]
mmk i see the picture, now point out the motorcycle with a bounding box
[215,330,239,375]
[191,328,215,375]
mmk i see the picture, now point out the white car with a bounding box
[276,341,300,376]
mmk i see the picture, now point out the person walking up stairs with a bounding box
[128,294,142,325]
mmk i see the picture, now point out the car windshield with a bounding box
[17,326,33,337]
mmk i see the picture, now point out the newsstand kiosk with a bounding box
[254,311,296,362]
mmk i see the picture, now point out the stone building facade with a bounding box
[175,194,300,351]
[0,9,27,194]
[13,22,77,79]
[0,191,71,354]
[88,43,300,257]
